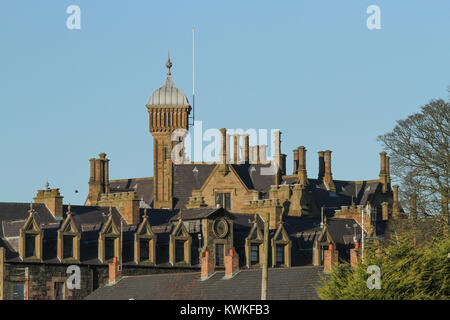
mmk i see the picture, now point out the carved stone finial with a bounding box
[45,181,49,190]
[29,203,33,215]
[67,204,72,215]
[143,208,148,219]
[166,52,172,76]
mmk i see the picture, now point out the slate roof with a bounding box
[109,178,153,208]
[173,164,216,209]
[85,265,324,300]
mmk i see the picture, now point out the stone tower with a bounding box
[146,55,191,209]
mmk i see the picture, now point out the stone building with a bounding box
[0,57,403,300]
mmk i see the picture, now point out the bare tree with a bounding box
[377,98,449,219]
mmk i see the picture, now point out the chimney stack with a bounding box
[273,130,282,184]
[379,152,389,193]
[220,128,227,165]
[34,187,64,218]
[318,151,325,181]
[297,146,308,186]
[233,135,239,164]
[323,150,335,191]
[226,134,231,164]
[201,251,215,280]
[255,145,260,164]
[224,248,239,279]
[323,244,338,272]
[108,257,121,284]
[260,145,267,163]
[293,149,299,174]
[243,134,250,164]
[87,153,110,206]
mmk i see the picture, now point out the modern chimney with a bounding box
[108,257,121,284]
[224,248,239,279]
[201,251,215,280]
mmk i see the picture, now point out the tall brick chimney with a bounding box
[317,151,325,181]
[323,150,335,191]
[224,248,239,279]
[243,134,250,164]
[108,257,121,284]
[87,153,110,206]
[273,130,282,185]
[220,128,227,165]
[201,251,215,280]
[34,187,64,218]
[379,152,389,193]
[255,145,260,164]
[293,149,299,174]
[323,244,338,272]
[260,145,267,163]
[297,146,308,186]
[226,134,231,164]
[350,242,360,268]
[233,135,239,164]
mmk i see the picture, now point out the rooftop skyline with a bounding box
[0,0,449,205]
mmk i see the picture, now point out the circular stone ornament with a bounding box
[213,218,229,238]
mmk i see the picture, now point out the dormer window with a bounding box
[271,223,291,267]
[63,235,74,259]
[105,237,115,261]
[134,210,157,265]
[25,234,36,258]
[169,219,192,266]
[19,204,43,261]
[245,217,263,268]
[99,209,121,263]
[57,206,81,262]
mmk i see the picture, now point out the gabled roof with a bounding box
[173,164,216,209]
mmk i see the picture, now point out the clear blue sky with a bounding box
[0,0,449,205]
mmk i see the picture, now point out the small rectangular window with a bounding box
[175,240,185,263]
[140,239,150,261]
[105,237,115,261]
[25,235,36,258]
[216,193,231,210]
[63,235,74,259]
[251,244,259,264]
[276,245,285,265]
